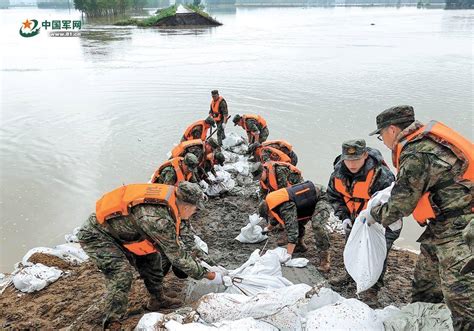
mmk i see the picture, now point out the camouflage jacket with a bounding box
[155,165,198,186]
[270,184,332,244]
[371,121,473,243]
[260,164,303,197]
[96,205,206,279]
[244,118,264,135]
[327,147,395,221]
[209,98,228,123]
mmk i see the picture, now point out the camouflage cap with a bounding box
[214,152,225,166]
[204,116,216,126]
[207,137,219,150]
[369,105,415,136]
[176,181,206,209]
[232,114,241,126]
[183,153,199,169]
[341,139,367,161]
[211,90,219,96]
[258,200,268,220]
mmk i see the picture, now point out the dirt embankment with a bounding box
[0,182,417,329]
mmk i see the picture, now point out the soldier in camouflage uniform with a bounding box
[259,181,332,272]
[180,116,215,142]
[254,161,303,198]
[209,90,229,146]
[327,139,400,304]
[77,182,224,329]
[232,114,270,144]
[152,153,200,185]
[364,105,473,330]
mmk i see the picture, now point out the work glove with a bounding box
[261,226,271,235]
[280,251,292,264]
[342,218,353,233]
[206,271,224,285]
[221,123,226,130]
[359,209,377,226]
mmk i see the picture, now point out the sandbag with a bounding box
[383,302,454,331]
[235,214,267,244]
[13,263,63,293]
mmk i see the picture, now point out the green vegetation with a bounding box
[137,5,177,26]
[445,0,473,8]
[74,0,149,17]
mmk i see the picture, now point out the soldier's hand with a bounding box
[205,271,224,285]
[342,218,353,233]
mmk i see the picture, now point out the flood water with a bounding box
[0,6,473,271]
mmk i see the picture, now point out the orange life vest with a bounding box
[258,146,292,164]
[183,120,210,141]
[151,157,192,185]
[334,169,376,219]
[210,96,223,122]
[242,114,267,131]
[96,184,181,255]
[266,181,317,225]
[171,139,205,159]
[260,161,302,193]
[263,140,293,152]
[393,121,474,224]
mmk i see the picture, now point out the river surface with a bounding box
[0,6,473,272]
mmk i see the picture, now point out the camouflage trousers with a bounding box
[309,217,331,252]
[412,224,474,330]
[77,217,167,324]
[216,122,226,146]
[259,127,270,143]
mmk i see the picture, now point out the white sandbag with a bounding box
[194,235,208,254]
[374,305,401,324]
[64,227,80,243]
[197,292,251,322]
[225,274,293,296]
[135,312,165,330]
[205,170,236,197]
[221,150,240,163]
[214,317,277,330]
[222,133,245,149]
[235,214,267,244]
[383,302,453,331]
[306,298,383,330]
[305,287,344,311]
[230,249,282,277]
[22,246,87,265]
[222,161,249,176]
[265,247,308,267]
[368,183,402,232]
[13,263,63,293]
[344,220,387,294]
[165,320,214,330]
[55,243,89,262]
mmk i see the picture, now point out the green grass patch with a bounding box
[185,4,211,19]
[138,5,177,27]
[114,18,139,26]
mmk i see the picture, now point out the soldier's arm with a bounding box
[326,175,351,220]
[275,166,289,189]
[371,153,430,227]
[219,99,228,122]
[369,165,396,196]
[278,201,299,244]
[140,212,206,280]
[160,167,178,186]
[246,119,260,142]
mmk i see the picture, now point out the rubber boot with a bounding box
[294,238,308,253]
[329,272,352,287]
[316,250,330,273]
[277,232,288,246]
[146,288,183,311]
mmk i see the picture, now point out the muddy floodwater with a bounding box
[1,6,473,271]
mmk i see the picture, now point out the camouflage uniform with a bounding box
[77,183,208,326]
[261,145,298,166]
[260,163,303,198]
[155,155,199,186]
[328,141,399,290]
[269,183,331,251]
[242,118,269,144]
[209,95,228,146]
[369,107,474,330]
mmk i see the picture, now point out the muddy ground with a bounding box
[0,181,417,329]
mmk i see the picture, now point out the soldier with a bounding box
[327,139,400,305]
[181,116,215,142]
[259,181,332,272]
[209,90,229,146]
[151,153,200,186]
[197,151,226,185]
[170,139,205,162]
[363,105,473,329]
[77,182,225,329]
[257,161,303,198]
[249,140,298,166]
[232,114,269,144]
